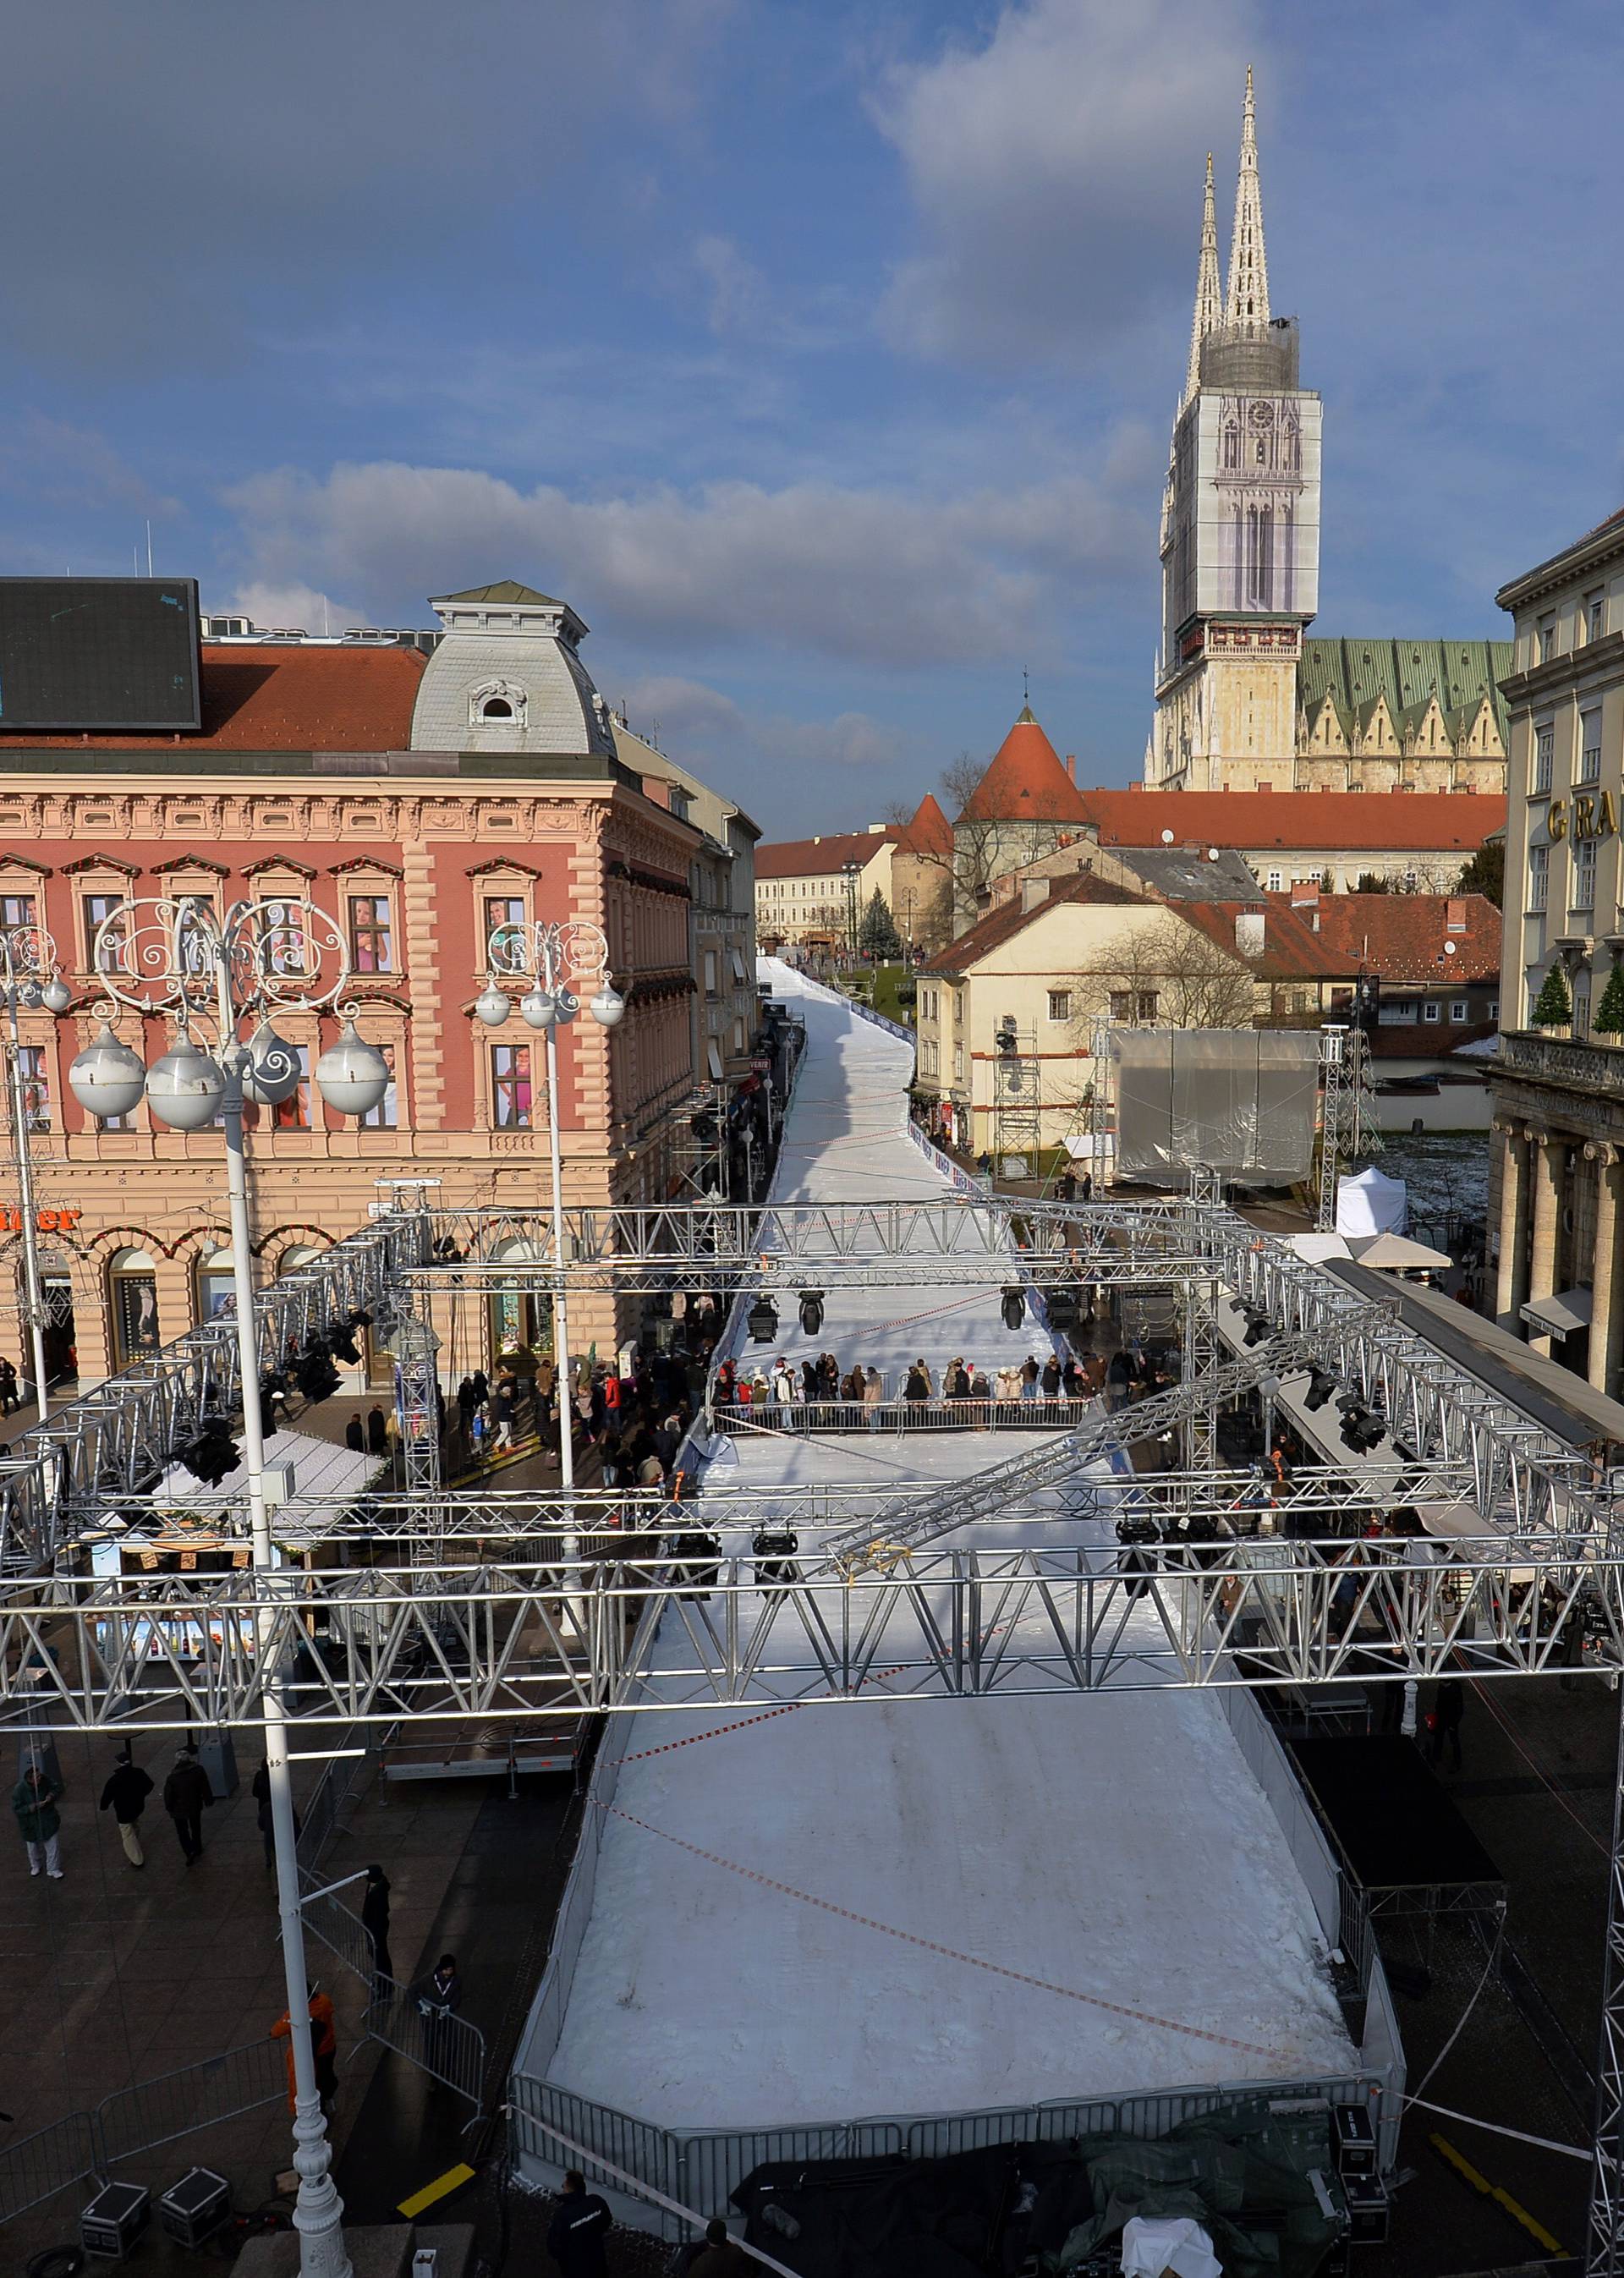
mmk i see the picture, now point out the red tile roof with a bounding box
[923,871,1147,974]
[958,710,1090,823]
[1177,899,1341,981]
[1289,891,1502,983]
[896,790,953,858]
[14,642,426,753]
[1072,788,1505,854]
[754,828,898,881]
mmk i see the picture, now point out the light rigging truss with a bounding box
[8,1187,1624,2266]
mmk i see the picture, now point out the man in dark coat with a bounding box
[162,1745,214,1864]
[366,1405,389,1455]
[344,1413,365,1452]
[547,2170,612,2276]
[99,1748,154,1869]
[1429,1677,1466,1772]
[360,1864,393,1989]
[686,2218,753,2275]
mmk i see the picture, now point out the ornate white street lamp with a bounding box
[69,897,388,2278]
[0,925,73,1424]
[475,917,623,1495]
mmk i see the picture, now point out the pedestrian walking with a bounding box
[547,2169,612,2277]
[361,1864,394,1990]
[344,1412,365,1452]
[0,1356,18,1415]
[99,1747,153,1869]
[1428,1677,1465,1772]
[13,1763,64,1879]
[163,1745,213,1864]
[251,1755,303,1869]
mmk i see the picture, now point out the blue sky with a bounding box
[3,0,1621,836]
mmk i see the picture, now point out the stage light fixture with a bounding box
[798,1290,825,1337]
[1001,1286,1026,1331]
[747,1298,779,1344]
[1303,1370,1338,1412]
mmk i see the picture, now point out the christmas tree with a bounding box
[1595,961,1624,1035]
[1530,963,1572,1028]
[858,888,903,960]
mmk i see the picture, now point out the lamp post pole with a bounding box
[69,897,391,2278]
[475,919,624,1497]
[0,927,73,1424]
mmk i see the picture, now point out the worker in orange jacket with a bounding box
[272,1990,337,2112]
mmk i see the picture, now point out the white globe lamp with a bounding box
[314,1020,391,1117]
[145,1034,229,1131]
[68,1024,149,1123]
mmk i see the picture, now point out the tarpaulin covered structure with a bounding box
[1111,1029,1320,1185]
[732,2105,1352,2278]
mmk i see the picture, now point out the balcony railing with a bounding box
[1499,1029,1624,1095]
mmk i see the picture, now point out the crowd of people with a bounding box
[713,1335,1181,1419]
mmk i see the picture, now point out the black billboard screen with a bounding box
[0,577,202,733]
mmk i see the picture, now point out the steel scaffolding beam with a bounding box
[1,1533,1618,1734]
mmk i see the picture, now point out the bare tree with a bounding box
[1076,914,1258,1031]
[885,753,1004,948]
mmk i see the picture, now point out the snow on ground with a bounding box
[543,965,1352,2128]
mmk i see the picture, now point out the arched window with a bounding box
[194,1243,236,1324]
[108,1246,161,1364]
[480,697,514,720]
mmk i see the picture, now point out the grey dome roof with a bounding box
[409,582,617,758]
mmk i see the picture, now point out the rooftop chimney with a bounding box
[1022,878,1051,914]
[1065,754,1076,781]
[1235,910,1265,958]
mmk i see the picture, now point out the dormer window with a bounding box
[469,679,526,732]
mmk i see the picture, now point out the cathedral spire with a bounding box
[1224,64,1270,327]
[1182,152,1221,406]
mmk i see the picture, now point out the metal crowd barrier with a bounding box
[509,2067,1393,2239]
[0,2039,288,2226]
[365,1979,488,2111]
[716,1396,1100,1435]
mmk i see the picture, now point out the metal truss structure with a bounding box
[9,1184,1624,2266]
[0,1214,425,1572]
[1,1523,1619,1737]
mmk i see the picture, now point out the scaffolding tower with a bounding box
[991,1019,1042,1175]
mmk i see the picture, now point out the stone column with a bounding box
[1527,1130,1566,1356]
[1588,1142,1623,1395]
[1495,1124,1531,1331]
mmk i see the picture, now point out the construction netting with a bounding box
[1111,1030,1320,1186]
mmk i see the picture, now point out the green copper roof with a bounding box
[1298,637,1512,745]
[436,580,566,607]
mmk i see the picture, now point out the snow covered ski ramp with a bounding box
[518,962,1387,2171]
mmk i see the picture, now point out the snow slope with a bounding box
[543,965,1352,2127]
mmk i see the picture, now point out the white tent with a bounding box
[1336,1165,1407,1239]
[1351,1231,1451,1271]
[1287,1232,1352,1264]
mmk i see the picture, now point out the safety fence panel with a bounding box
[716,1397,1097,1437]
[366,1983,487,2111]
[303,1885,379,1993]
[903,2099,1121,2161]
[0,2109,99,2222]
[510,2077,680,2209]
[95,2036,288,2169]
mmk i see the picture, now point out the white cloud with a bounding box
[620,671,914,775]
[692,234,768,339]
[222,455,1144,671]
[224,580,367,636]
[872,0,1262,363]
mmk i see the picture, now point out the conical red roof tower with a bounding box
[896,790,953,857]
[957,708,1088,823]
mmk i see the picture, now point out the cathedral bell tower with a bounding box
[1149,69,1322,790]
